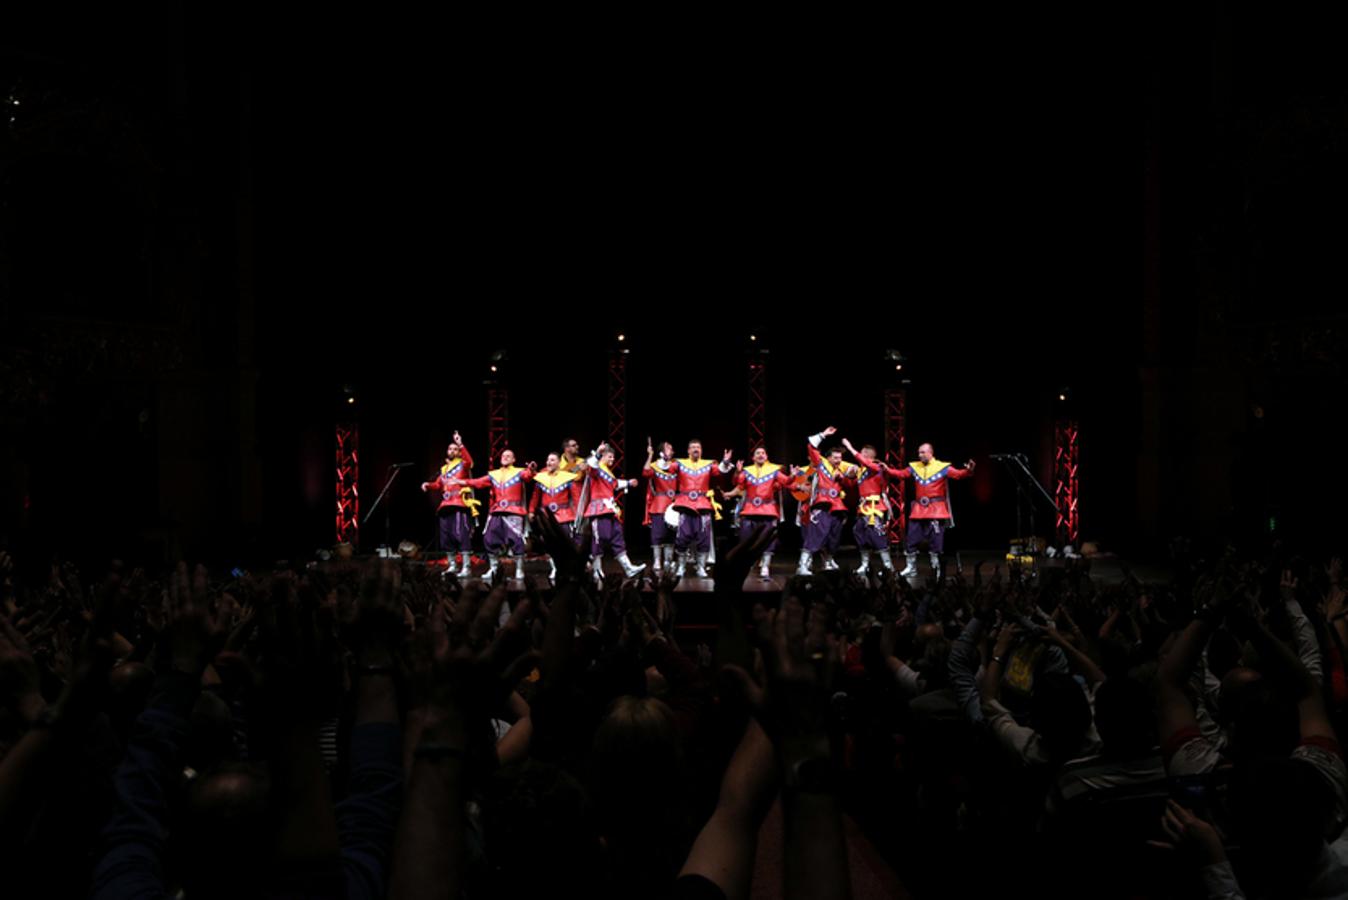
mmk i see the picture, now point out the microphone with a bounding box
[389,462,417,469]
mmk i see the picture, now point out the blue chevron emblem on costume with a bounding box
[678,460,714,474]
[441,461,465,477]
[913,466,949,486]
[538,483,569,496]
[744,470,780,486]
[491,471,523,488]
[592,466,617,485]
[651,469,676,481]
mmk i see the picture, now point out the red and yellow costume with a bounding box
[735,463,795,521]
[424,446,477,513]
[530,469,581,524]
[459,465,535,516]
[642,459,679,525]
[890,459,973,521]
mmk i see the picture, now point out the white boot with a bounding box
[511,555,525,581]
[900,552,918,577]
[485,556,499,581]
[457,551,473,578]
[694,553,709,578]
[652,547,663,575]
[858,549,871,575]
[592,558,605,586]
[880,549,896,572]
[824,554,839,571]
[929,552,942,581]
[797,551,814,575]
[759,553,772,579]
[676,551,690,577]
[619,553,646,578]
[548,557,557,582]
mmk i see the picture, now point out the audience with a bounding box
[1,529,1346,898]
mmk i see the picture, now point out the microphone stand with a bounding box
[365,464,413,553]
[990,453,1057,553]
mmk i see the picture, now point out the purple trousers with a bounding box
[804,508,845,553]
[738,516,779,553]
[675,510,713,553]
[438,507,474,553]
[590,515,627,557]
[484,514,526,556]
[905,518,946,553]
[649,516,674,546]
[853,516,890,550]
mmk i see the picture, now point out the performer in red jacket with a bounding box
[798,426,862,575]
[668,440,734,577]
[530,452,582,582]
[450,448,536,581]
[642,438,679,575]
[420,430,479,577]
[841,437,907,574]
[581,445,646,581]
[888,442,976,580]
[733,447,799,579]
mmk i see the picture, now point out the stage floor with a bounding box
[406,547,1170,591]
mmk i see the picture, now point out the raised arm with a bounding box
[842,439,881,472]
[1156,584,1223,750]
[947,459,977,479]
[92,564,222,899]
[456,433,472,471]
[806,426,835,467]
[389,582,533,900]
[339,561,405,900]
[677,719,779,900]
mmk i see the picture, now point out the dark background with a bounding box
[4,5,1347,567]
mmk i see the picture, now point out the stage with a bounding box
[392,547,1169,591]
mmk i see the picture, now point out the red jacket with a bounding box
[670,458,726,513]
[735,464,795,519]
[530,470,581,524]
[806,443,860,513]
[423,446,475,511]
[852,455,906,500]
[643,459,679,524]
[461,466,534,516]
[890,460,973,520]
[583,463,632,519]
